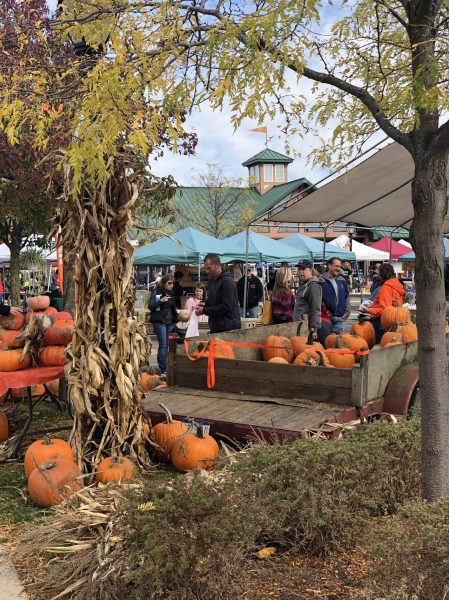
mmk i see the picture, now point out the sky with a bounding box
[44,0,336,187]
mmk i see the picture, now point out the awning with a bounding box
[329,235,389,261]
[221,231,306,263]
[399,238,449,261]
[281,233,356,261]
[266,142,449,231]
[370,237,413,261]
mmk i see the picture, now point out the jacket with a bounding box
[237,275,263,309]
[321,273,351,318]
[366,278,405,319]
[271,289,295,323]
[149,288,179,325]
[0,304,10,316]
[203,270,241,333]
[293,276,323,330]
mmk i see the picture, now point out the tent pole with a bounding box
[147,266,150,292]
[322,221,335,267]
[198,257,201,283]
[243,226,250,318]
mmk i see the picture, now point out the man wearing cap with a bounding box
[321,257,351,334]
[293,260,324,339]
[237,266,263,318]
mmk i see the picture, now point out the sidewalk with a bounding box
[0,547,28,600]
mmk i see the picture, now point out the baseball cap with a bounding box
[297,259,313,270]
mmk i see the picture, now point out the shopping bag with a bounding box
[185,311,200,338]
[260,300,274,325]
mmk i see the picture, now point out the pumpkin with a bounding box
[263,335,294,363]
[43,325,73,346]
[47,379,60,396]
[96,456,135,484]
[0,410,8,442]
[24,436,74,479]
[381,332,403,348]
[351,317,376,349]
[43,306,58,315]
[268,357,289,364]
[294,349,330,367]
[26,295,50,311]
[0,349,31,372]
[50,311,73,323]
[170,428,219,472]
[11,384,45,400]
[51,319,75,329]
[326,333,368,363]
[326,349,355,369]
[27,459,82,507]
[380,299,410,331]
[0,329,25,349]
[177,309,190,323]
[394,321,418,343]
[152,403,189,462]
[0,313,25,331]
[140,372,163,392]
[39,345,67,366]
[290,332,324,357]
[194,340,235,360]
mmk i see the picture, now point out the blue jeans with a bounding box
[240,306,259,318]
[331,316,345,333]
[153,322,175,374]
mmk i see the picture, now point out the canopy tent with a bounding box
[262,142,449,232]
[399,238,449,261]
[281,233,356,261]
[133,227,238,265]
[221,231,305,263]
[399,239,412,248]
[0,243,56,267]
[370,237,413,261]
[329,235,390,261]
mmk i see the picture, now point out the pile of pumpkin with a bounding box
[0,295,74,372]
[377,299,418,346]
[23,436,136,507]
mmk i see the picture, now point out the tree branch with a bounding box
[426,120,449,158]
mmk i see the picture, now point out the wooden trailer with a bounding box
[143,322,436,442]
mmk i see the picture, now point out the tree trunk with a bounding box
[64,165,150,473]
[8,228,22,306]
[411,152,449,501]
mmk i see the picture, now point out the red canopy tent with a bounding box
[369,237,412,261]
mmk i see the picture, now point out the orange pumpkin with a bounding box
[152,403,189,462]
[27,459,82,507]
[10,384,45,400]
[290,332,323,357]
[170,428,219,472]
[140,372,163,392]
[26,295,50,311]
[395,321,418,343]
[43,325,73,346]
[327,334,368,363]
[39,346,67,366]
[351,317,376,349]
[380,299,410,331]
[95,456,135,484]
[268,357,289,364]
[0,313,25,331]
[0,329,25,349]
[294,349,330,367]
[0,349,31,372]
[325,349,355,369]
[47,379,60,396]
[50,311,73,323]
[381,332,403,348]
[263,335,294,363]
[24,437,74,479]
[51,319,75,329]
[43,306,58,315]
[0,410,8,442]
[193,340,235,360]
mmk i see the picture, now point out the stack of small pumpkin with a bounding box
[150,403,219,472]
[379,300,417,346]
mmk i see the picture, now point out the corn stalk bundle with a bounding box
[20,313,46,366]
[63,160,150,472]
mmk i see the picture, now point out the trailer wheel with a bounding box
[382,363,419,416]
[407,385,420,418]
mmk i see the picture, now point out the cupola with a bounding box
[242,148,293,195]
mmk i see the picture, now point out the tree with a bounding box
[177,165,255,238]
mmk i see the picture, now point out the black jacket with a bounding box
[0,304,10,316]
[149,288,179,325]
[204,270,241,333]
[237,274,263,309]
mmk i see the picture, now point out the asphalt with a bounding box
[0,547,28,600]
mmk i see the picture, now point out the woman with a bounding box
[361,262,405,343]
[185,283,208,323]
[149,275,179,375]
[271,267,295,324]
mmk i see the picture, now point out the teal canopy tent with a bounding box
[280,233,356,261]
[398,238,449,261]
[221,231,307,263]
[133,227,238,265]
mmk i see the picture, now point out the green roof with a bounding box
[369,226,409,241]
[242,148,293,167]
[252,178,315,218]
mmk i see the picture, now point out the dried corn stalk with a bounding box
[63,161,150,472]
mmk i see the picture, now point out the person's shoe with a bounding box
[160,373,167,381]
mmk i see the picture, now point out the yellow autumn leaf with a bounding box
[257,547,277,559]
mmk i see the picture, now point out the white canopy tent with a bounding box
[0,243,56,266]
[329,235,390,261]
[264,142,449,232]
[399,239,412,248]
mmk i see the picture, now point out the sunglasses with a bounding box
[166,282,174,285]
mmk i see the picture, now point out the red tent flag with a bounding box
[369,237,411,261]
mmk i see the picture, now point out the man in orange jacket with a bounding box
[360,262,405,342]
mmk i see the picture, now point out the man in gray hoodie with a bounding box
[293,259,323,338]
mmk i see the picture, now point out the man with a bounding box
[293,260,323,339]
[195,253,241,333]
[172,271,185,309]
[321,257,351,334]
[237,266,263,318]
